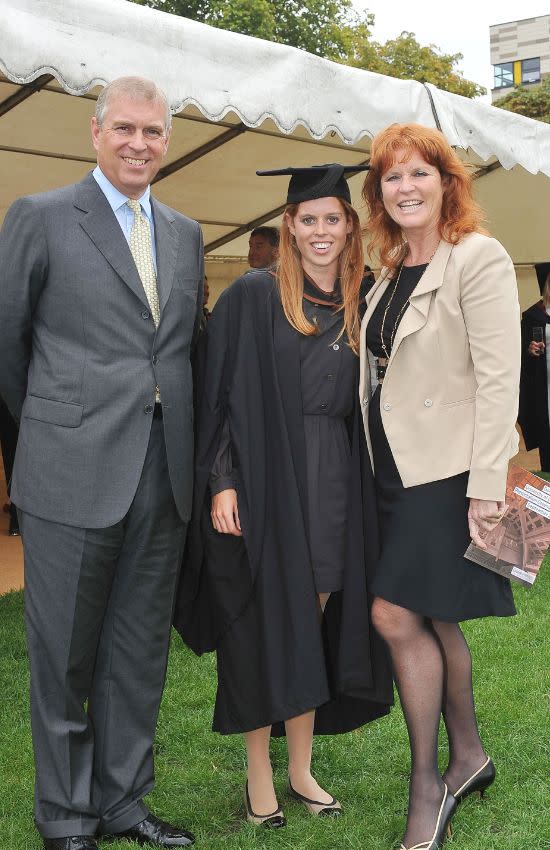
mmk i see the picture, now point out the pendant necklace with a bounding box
[379,248,437,359]
[379,264,407,359]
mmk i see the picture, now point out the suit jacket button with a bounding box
[144,403,154,414]
[320,402,328,410]
[141,310,150,320]
[152,355,158,364]
[332,343,340,351]
[383,402,392,411]
[424,398,433,407]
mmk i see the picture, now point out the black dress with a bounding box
[211,277,356,592]
[366,264,516,623]
[175,270,393,734]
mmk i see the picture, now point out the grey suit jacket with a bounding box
[0,172,203,527]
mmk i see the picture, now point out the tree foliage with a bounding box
[130,0,485,98]
[347,30,485,98]
[131,0,365,58]
[495,78,550,124]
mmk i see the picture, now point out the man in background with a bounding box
[247,225,279,270]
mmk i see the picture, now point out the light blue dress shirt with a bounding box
[92,166,157,269]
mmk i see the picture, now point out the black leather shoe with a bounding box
[114,813,195,847]
[43,838,98,850]
[453,756,495,804]
[8,504,20,536]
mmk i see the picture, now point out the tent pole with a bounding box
[422,84,443,132]
[0,74,54,117]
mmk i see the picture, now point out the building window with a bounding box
[494,62,514,88]
[522,57,540,84]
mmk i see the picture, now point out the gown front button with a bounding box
[332,343,340,351]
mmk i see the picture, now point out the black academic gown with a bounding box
[519,301,550,468]
[174,270,393,735]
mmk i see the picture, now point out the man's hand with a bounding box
[211,488,242,536]
[468,498,507,549]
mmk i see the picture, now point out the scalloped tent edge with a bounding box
[1,0,549,277]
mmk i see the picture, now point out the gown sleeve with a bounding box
[210,418,238,495]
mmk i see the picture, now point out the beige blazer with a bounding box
[359,232,520,502]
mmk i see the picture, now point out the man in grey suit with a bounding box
[0,77,201,850]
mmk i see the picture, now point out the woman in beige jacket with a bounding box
[360,124,520,850]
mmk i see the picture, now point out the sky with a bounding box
[355,0,550,100]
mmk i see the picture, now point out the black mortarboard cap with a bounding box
[256,163,370,205]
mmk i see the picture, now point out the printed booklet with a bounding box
[465,465,550,587]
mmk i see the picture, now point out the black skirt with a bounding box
[368,386,516,622]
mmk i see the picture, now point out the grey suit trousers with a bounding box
[20,418,187,839]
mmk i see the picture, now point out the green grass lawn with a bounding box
[1,565,549,850]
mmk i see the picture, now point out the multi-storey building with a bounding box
[490,14,550,102]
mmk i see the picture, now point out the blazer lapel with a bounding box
[152,200,178,315]
[359,241,454,396]
[75,175,149,308]
[359,269,393,403]
[390,240,453,360]
[364,266,393,313]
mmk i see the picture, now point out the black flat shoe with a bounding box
[398,785,457,850]
[244,782,286,827]
[453,756,495,804]
[113,813,195,846]
[288,779,342,817]
[43,838,98,850]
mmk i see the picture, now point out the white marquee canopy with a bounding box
[1,0,549,270]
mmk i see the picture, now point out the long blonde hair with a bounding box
[277,199,364,354]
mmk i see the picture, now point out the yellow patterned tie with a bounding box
[127,198,160,328]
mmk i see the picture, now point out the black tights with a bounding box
[372,598,486,848]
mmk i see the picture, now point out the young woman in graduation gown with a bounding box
[174,164,393,826]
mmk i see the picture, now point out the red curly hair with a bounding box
[362,123,487,269]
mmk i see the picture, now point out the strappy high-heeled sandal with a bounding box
[453,756,495,804]
[399,785,456,850]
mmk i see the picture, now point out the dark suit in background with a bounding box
[519,300,550,470]
[0,80,202,845]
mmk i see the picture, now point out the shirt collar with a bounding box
[93,166,153,221]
